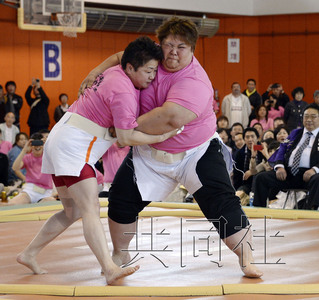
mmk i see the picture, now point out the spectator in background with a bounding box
[232,132,245,160]
[228,122,244,153]
[222,82,251,128]
[264,94,285,120]
[262,83,290,108]
[274,125,289,143]
[217,115,229,129]
[273,117,285,129]
[4,133,55,205]
[8,132,29,185]
[25,78,50,136]
[252,122,263,142]
[242,78,262,122]
[0,112,20,145]
[233,127,265,204]
[0,128,12,155]
[54,93,69,123]
[250,104,274,131]
[313,90,319,105]
[5,81,23,128]
[38,129,50,143]
[0,84,15,123]
[262,130,275,141]
[284,87,308,132]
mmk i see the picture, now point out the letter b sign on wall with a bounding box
[43,41,62,81]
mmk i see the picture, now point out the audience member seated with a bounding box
[273,117,285,129]
[0,84,14,123]
[0,128,12,155]
[54,93,69,123]
[262,130,275,141]
[25,78,50,136]
[0,112,20,145]
[217,115,229,130]
[38,128,50,143]
[262,83,290,108]
[232,132,245,160]
[7,132,29,185]
[3,133,56,205]
[242,78,262,122]
[264,94,285,120]
[274,125,290,143]
[284,87,308,132]
[217,128,232,154]
[250,104,274,131]
[252,122,263,142]
[221,82,251,128]
[233,127,265,204]
[249,140,280,176]
[253,103,319,209]
[313,90,319,105]
[228,122,244,154]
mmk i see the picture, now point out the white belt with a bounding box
[66,113,113,141]
[150,132,219,164]
[150,147,186,164]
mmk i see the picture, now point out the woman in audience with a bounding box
[264,94,284,120]
[252,122,263,142]
[250,104,274,131]
[274,125,289,143]
[4,133,55,205]
[262,130,274,141]
[217,115,229,129]
[54,93,69,123]
[284,87,308,131]
[7,132,29,185]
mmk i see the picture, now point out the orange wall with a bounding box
[1,6,319,132]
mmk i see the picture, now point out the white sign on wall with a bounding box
[227,38,240,63]
[43,41,62,81]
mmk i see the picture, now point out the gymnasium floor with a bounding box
[0,201,319,299]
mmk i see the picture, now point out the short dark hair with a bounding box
[38,129,50,135]
[246,78,256,85]
[271,83,280,89]
[217,115,229,123]
[231,82,240,88]
[291,86,305,99]
[303,103,319,114]
[217,128,228,135]
[231,122,244,131]
[14,132,29,145]
[156,17,199,52]
[5,81,16,91]
[59,93,68,101]
[121,36,163,71]
[30,133,43,140]
[274,125,289,140]
[243,127,259,139]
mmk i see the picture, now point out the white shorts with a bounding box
[22,183,53,203]
[42,112,116,176]
[132,133,233,202]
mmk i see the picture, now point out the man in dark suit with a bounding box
[253,103,319,208]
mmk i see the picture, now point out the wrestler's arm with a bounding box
[78,52,123,95]
[115,127,179,147]
[136,101,197,135]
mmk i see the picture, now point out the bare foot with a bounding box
[112,251,131,266]
[17,252,48,274]
[240,259,263,278]
[106,265,140,285]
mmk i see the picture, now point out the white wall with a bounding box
[85,0,319,15]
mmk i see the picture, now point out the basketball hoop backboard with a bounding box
[18,0,86,34]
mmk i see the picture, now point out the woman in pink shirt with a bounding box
[264,94,285,120]
[17,37,178,285]
[250,104,274,131]
[6,133,55,205]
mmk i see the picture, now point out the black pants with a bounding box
[108,140,249,239]
[253,168,319,208]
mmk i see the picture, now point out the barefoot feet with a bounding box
[106,265,140,285]
[17,252,48,274]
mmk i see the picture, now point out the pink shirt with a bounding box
[0,141,12,155]
[23,153,53,189]
[250,118,274,131]
[268,106,284,120]
[69,65,140,130]
[140,57,216,153]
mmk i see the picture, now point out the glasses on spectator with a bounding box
[303,114,319,119]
